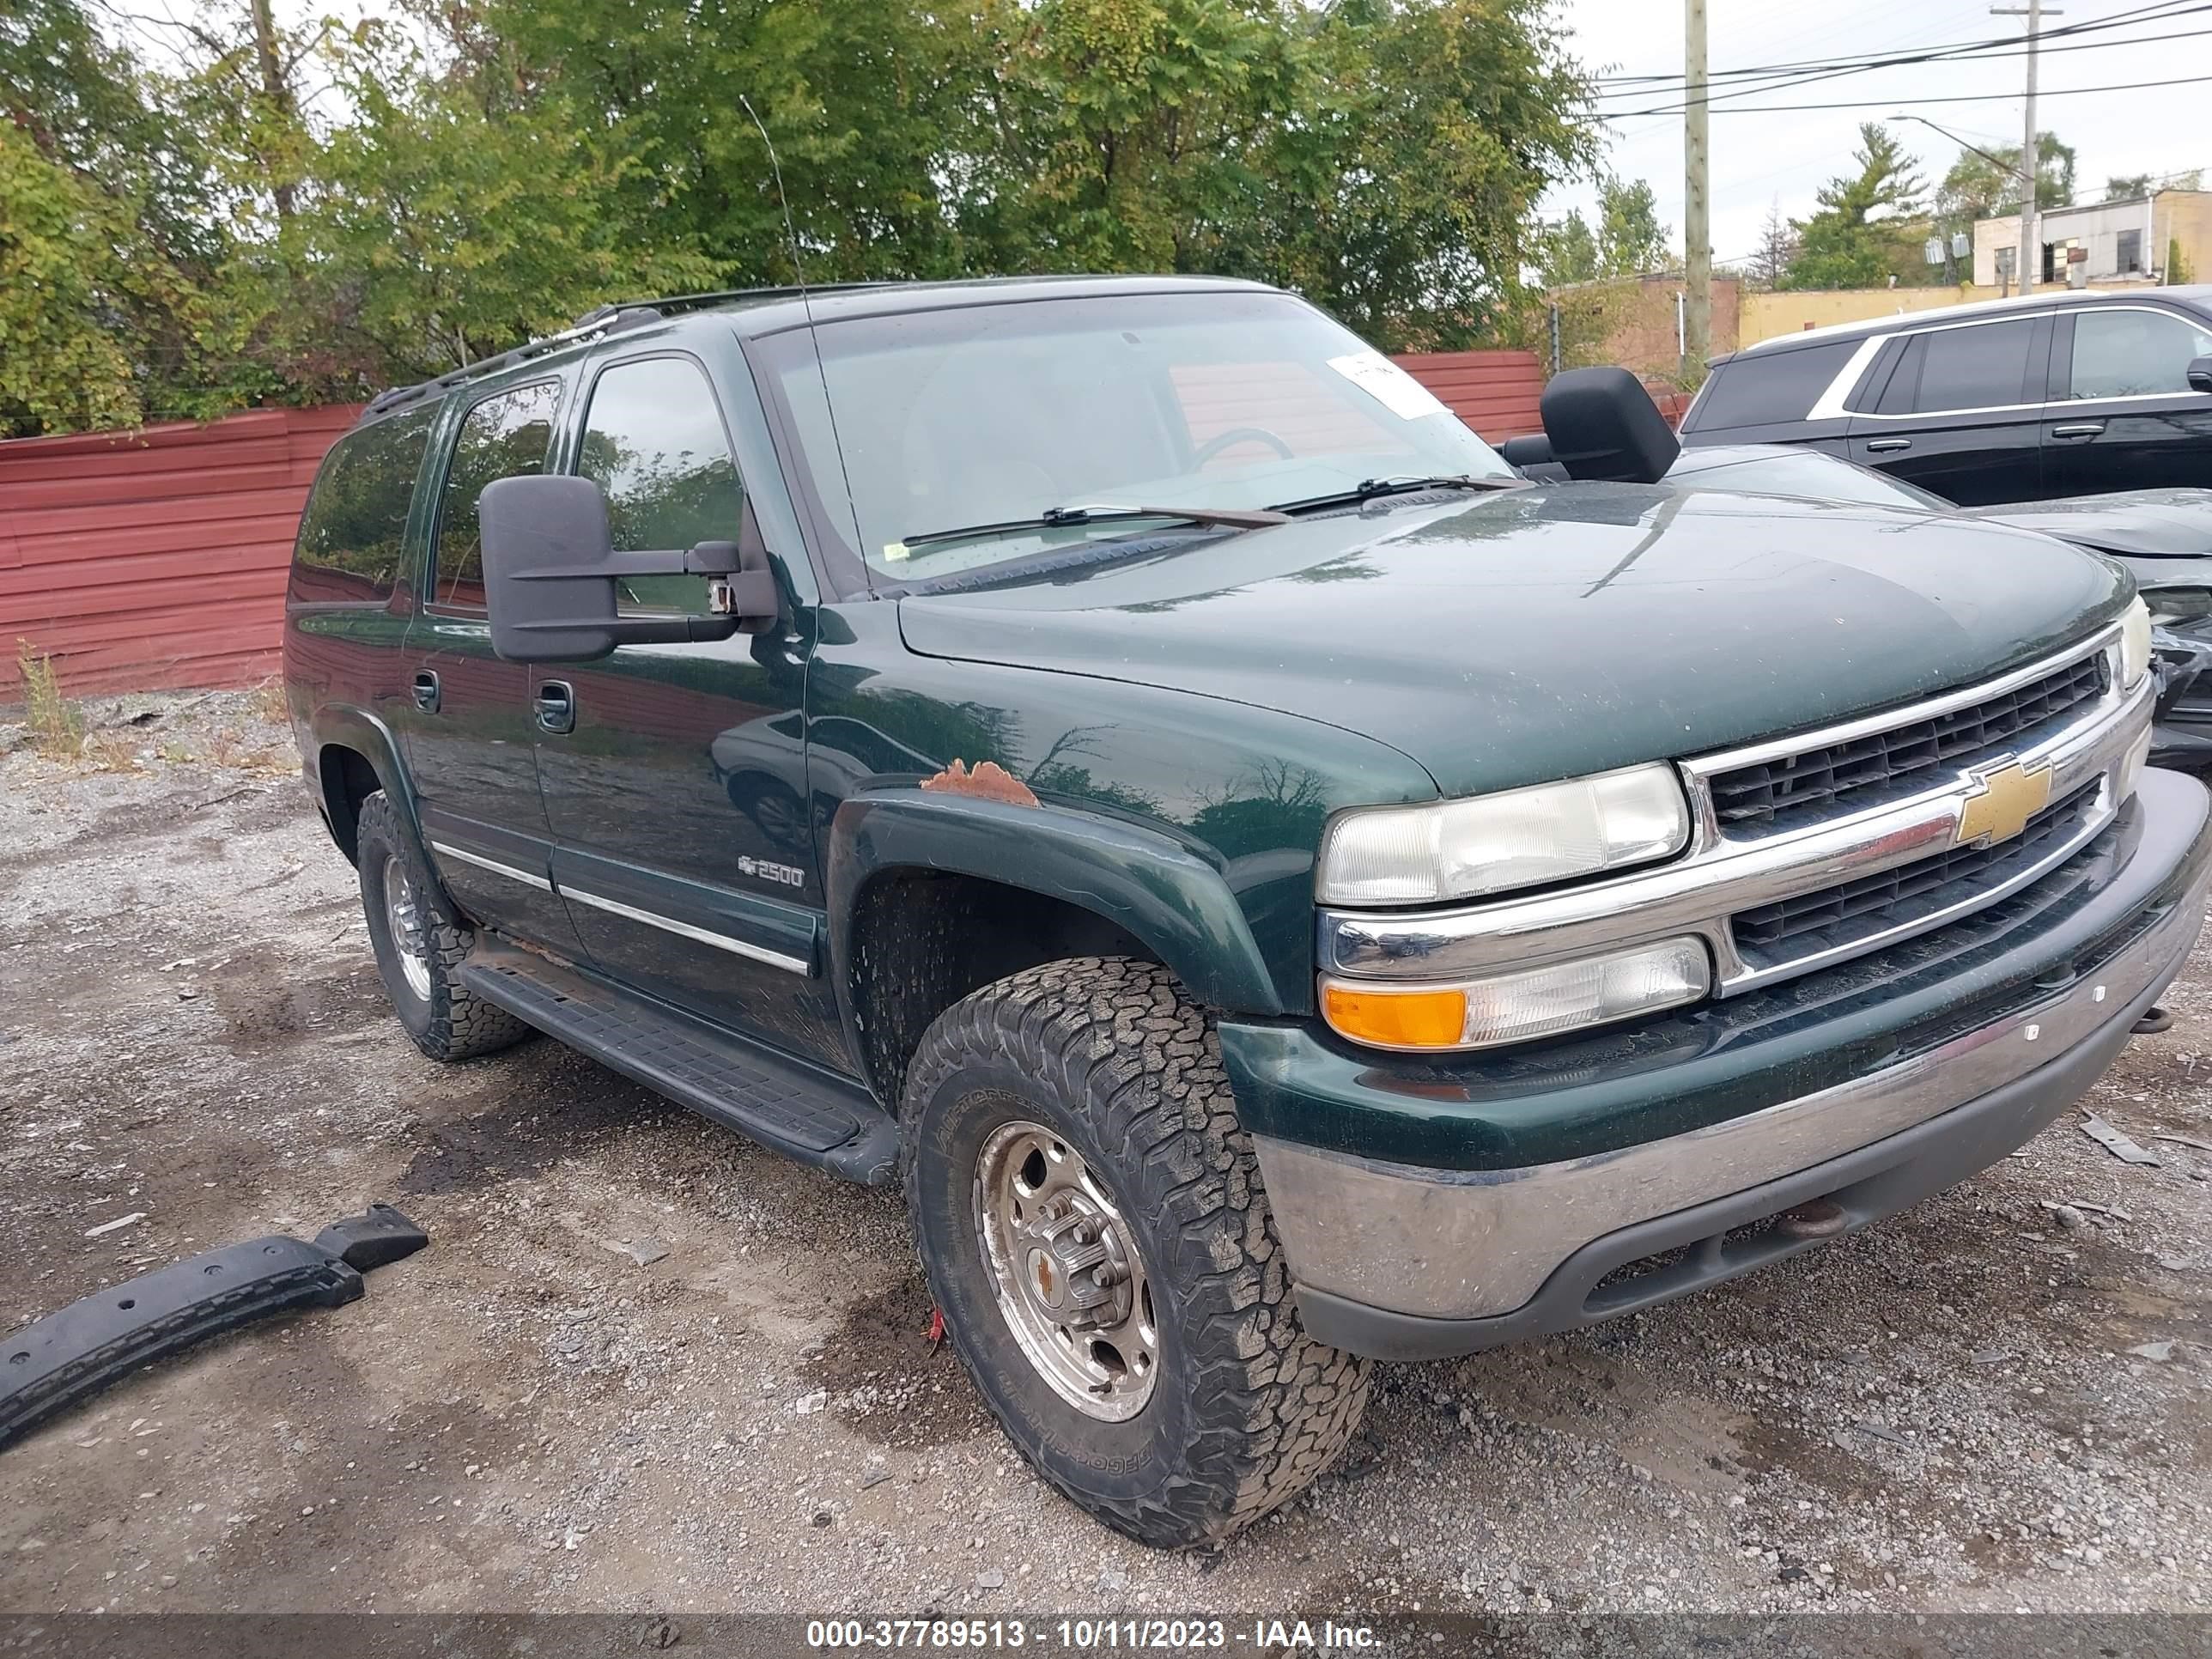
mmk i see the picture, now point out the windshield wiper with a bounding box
[1268,475,1524,514]
[898,501,1289,555]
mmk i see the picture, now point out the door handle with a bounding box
[1864,438,1912,453]
[412,671,441,714]
[536,681,575,735]
[2051,423,2105,439]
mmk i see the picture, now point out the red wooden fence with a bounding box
[0,351,1550,698]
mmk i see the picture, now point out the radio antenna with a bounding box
[739,94,870,587]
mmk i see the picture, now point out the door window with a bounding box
[1909,319,2038,414]
[575,356,744,612]
[432,380,561,609]
[2066,308,2212,400]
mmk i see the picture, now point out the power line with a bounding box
[1591,21,2212,106]
[1591,0,2208,88]
[1603,70,2212,118]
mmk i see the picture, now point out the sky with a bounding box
[1541,0,2212,266]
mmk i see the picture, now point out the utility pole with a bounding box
[1990,0,2059,293]
[1684,0,1710,374]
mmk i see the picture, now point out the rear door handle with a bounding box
[412,671,441,714]
[1864,438,1912,453]
[2051,422,2106,439]
[536,680,575,735]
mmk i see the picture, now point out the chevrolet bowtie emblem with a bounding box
[1955,757,2053,848]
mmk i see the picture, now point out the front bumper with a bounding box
[1231,766,2212,1361]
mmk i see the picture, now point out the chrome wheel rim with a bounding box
[973,1118,1158,1420]
[382,855,433,1002]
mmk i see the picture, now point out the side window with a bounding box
[2067,309,2212,401]
[575,356,743,613]
[1684,340,1860,430]
[292,406,434,603]
[1873,337,1924,415]
[432,380,561,610]
[1911,319,2037,414]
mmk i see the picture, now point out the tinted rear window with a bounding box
[1911,319,2038,412]
[291,407,435,603]
[1686,341,1860,431]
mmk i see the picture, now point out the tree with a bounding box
[2105,173,2153,202]
[1747,198,1796,289]
[1539,177,1670,285]
[1780,123,1924,290]
[2,0,1607,431]
[1936,131,2075,225]
[0,0,232,433]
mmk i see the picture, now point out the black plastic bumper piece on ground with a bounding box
[0,1203,428,1451]
[458,943,900,1186]
[1296,953,2176,1361]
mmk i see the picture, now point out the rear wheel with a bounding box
[901,957,1370,1547]
[356,791,532,1062]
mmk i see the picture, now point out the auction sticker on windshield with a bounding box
[1325,349,1451,421]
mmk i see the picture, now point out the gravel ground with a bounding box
[1,689,2208,1621]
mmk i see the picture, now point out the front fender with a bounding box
[825,791,1284,1018]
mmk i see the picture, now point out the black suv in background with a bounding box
[1680,287,2212,503]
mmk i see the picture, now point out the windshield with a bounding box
[1668,448,1954,512]
[754,289,1512,582]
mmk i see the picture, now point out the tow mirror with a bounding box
[1498,431,1571,482]
[478,474,781,663]
[1539,367,1680,484]
[2188,355,2212,394]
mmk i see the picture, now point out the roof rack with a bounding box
[357,282,897,421]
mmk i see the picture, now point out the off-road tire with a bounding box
[356,791,532,1062]
[901,956,1371,1547]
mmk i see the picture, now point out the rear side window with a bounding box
[1905,319,2038,414]
[2067,308,2212,400]
[292,407,434,603]
[575,356,744,613]
[1686,341,1860,430]
[432,380,561,610]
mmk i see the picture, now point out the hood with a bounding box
[1965,489,2212,559]
[896,483,2128,799]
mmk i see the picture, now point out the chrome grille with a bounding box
[1708,653,2106,832]
[1731,784,2103,965]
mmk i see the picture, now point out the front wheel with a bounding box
[901,957,1370,1547]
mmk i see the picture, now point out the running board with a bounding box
[459,945,898,1186]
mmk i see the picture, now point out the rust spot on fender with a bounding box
[918,759,1039,808]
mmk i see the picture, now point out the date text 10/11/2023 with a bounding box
[803,1619,1382,1650]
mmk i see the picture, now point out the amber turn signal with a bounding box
[1319,982,1469,1050]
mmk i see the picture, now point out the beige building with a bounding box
[1973,189,2211,289]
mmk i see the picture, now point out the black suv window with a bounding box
[575,356,744,614]
[2067,308,2212,400]
[292,405,435,603]
[1688,340,1861,430]
[1904,319,2037,414]
[433,380,560,610]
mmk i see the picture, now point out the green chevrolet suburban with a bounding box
[283,275,2209,1547]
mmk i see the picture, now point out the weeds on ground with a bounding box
[205,728,289,773]
[81,731,143,772]
[15,641,82,760]
[248,678,288,725]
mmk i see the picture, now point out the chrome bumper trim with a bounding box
[1322,628,2147,995]
[1264,839,2208,1322]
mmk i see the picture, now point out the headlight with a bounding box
[2120,598,2152,690]
[1316,764,1691,907]
[1320,937,1711,1052]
